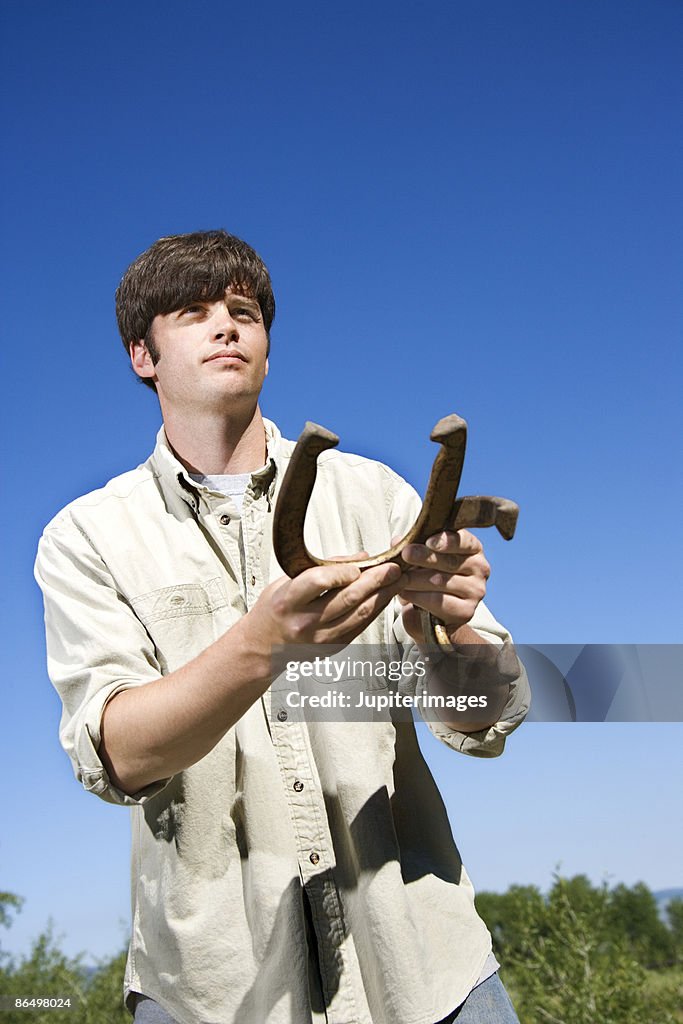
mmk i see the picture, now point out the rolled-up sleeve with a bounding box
[388,471,531,758]
[34,514,171,806]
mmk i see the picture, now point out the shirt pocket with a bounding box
[130,578,231,672]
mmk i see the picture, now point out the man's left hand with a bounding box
[397,529,490,645]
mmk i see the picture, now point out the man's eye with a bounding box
[181,305,203,315]
[233,307,257,320]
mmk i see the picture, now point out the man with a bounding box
[35,230,529,1024]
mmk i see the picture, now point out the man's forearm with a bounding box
[99,613,274,796]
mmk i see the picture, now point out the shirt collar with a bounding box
[149,418,282,514]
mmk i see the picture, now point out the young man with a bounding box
[35,231,529,1024]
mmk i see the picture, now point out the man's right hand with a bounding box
[246,559,404,652]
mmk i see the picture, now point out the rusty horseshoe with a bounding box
[272,413,519,647]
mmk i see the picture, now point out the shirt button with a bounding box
[293,780,304,792]
[277,709,288,722]
[250,574,256,587]
[219,514,231,526]
[309,851,320,865]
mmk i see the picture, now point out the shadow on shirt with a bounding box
[235,721,463,1020]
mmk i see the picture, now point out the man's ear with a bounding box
[130,339,156,381]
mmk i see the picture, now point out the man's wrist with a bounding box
[431,622,520,680]
[444,621,496,654]
[421,613,498,659]
[420,620,520,732]
[232,612,279,685]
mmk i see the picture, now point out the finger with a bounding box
[401,561,491,593]
[399,602,425,643]
[400,579,487,624]
[315,563,404,624]
[402,546,491,580]
[425,529,483,555]
[399,589,482,623]
[401,544,471,573]
[401,531,484,568]
[288,562,363,605]
[403,573,489,602]
[329,550,370,562]
[318,577,406,641]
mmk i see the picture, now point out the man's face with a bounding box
[130,289,270,416]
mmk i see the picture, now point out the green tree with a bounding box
[0,891,128,1023]
[608,882,675,968]
[666,897,683,965]
[505,876,657,1024]
[0,892,24,931]
[0,924,89,1024]
[0,891,24,964]
[477,876,683,1024]
[475,884,546,960]
[83,950,129,1023]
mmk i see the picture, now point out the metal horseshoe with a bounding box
[272,413,520,647]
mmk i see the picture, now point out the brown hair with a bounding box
[115,230,275,390]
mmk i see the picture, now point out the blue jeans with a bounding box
[134,973,520,1022]
[437,972,520,1023]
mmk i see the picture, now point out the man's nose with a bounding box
[213,306,239,341]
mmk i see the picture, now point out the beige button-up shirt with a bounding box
[34,420,529,1024]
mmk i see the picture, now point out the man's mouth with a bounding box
[206,349,247,363]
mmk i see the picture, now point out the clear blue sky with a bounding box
[1,0,681,962]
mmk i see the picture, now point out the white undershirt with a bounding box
[188,471,260,514]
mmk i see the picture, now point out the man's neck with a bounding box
[162,405,268,476]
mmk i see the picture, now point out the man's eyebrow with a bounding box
[171,294,261,317]
[228,294,260,309]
